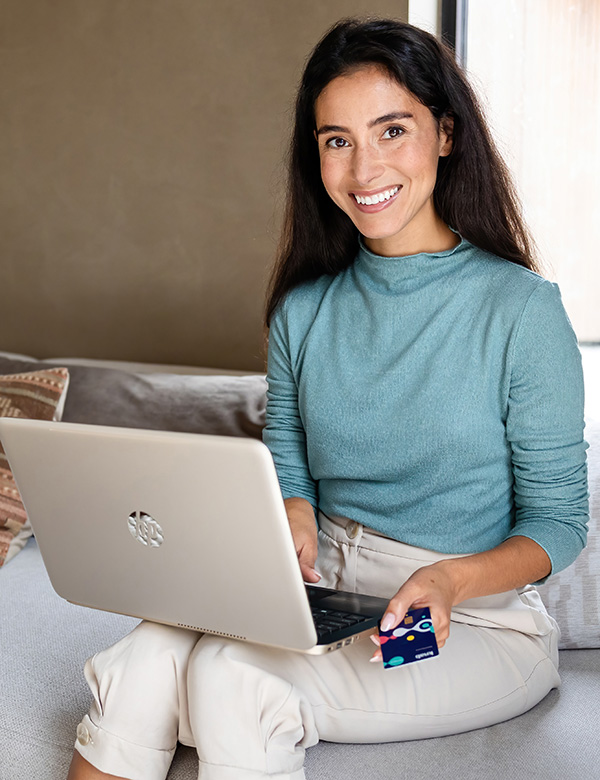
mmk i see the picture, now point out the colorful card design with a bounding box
[378,607,439,669]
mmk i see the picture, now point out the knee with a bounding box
[187,634,280,682]
[187,635,236,693]
[99,621,198,666]
[85,622,201,707]
[126,621,200,663]
[187,636,295,719]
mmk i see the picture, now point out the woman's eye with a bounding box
[325,137,349,149]
[382,126,404,139]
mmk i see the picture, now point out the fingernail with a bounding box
[313,570,321,580]
[369,634,380,646]
[369,655,380,663]
[380,613,396,632]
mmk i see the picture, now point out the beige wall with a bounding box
[0,0,408,371]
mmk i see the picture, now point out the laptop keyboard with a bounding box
[311,606,370,641]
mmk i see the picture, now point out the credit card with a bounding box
[378,607,439,669]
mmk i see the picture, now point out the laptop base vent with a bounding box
[177,623,247,640]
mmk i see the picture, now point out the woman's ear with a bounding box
[439,116,454,157]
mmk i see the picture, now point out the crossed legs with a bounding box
[67,615,559,780]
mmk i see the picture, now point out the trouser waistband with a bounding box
[318,511,471,564]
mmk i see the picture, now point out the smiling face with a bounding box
[314,65,456,257]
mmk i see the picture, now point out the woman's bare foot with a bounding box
[67,750,129,780]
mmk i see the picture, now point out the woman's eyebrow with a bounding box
[315,111,414,135]
[315,124,348,136]
[369,111,414,127]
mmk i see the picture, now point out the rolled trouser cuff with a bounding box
[73,714,176,780]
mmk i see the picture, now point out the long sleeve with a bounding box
[262,301,318,513]
[505,280,589,575]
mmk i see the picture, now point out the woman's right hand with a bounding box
[284,497,321,583]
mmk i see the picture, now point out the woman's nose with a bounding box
[351,144,384,186]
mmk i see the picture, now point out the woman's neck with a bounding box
[363,214,459,258]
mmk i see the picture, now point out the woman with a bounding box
[68,18,588,780]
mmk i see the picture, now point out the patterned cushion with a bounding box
[0,368,70,567]
[537,416,600,649]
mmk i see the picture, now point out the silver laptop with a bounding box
[0,418,387,654]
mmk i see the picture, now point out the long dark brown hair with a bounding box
[265,17,539,326]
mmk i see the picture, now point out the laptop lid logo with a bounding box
[128,511,164,548]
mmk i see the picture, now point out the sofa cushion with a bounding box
[59,368,267,438]
[0,356,267,439]
[0,367,70,566]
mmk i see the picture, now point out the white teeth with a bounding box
[354,187,399,206]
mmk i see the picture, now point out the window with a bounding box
[411,0,600,342]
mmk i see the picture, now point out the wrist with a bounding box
[284,497,317,527]
[432,558,471,606]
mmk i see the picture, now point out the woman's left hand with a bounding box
[369,560,459,662]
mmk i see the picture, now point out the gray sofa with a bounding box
[1,349,599,780]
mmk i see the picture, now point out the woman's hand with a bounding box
[369,560,458,662]
[368,536,552,662]
[284,497,321,583]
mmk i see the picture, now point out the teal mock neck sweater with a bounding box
[263,238,588,576]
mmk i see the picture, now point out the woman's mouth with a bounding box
[351,186,400,212]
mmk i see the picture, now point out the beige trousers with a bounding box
[74,513,561,780]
